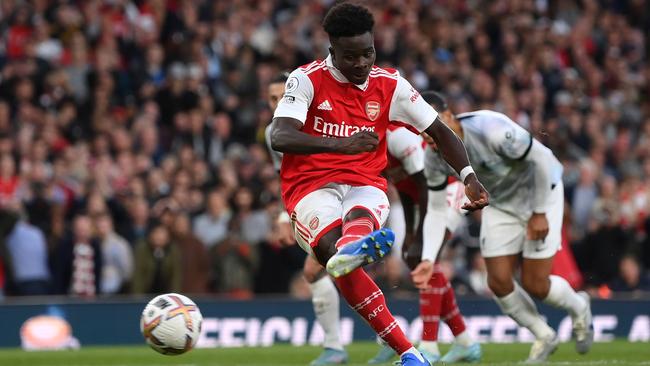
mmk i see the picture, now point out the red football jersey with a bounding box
[274,56,437,212]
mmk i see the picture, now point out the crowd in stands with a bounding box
[0,0,649,300]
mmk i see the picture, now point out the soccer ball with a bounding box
[140,293,203,355]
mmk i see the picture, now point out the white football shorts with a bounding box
[480,182,564,259]
[290,183,390,254]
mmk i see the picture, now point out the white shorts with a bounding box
[480,182,564,259]
[290,184,390,254]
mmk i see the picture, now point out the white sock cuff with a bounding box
[544,275,586,317]
[495,284,519,312]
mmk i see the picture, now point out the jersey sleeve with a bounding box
[386,127,425,175]
[389,76,438,133]
[487,114,533,160]
[273,69,314,124]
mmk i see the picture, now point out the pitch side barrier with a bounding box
[0,295,647,348]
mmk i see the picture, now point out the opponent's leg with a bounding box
[304,255,347,365]
[313,210,429,366]
[522,181,593,356]
[522,258,592,355]
[486,255,558,363]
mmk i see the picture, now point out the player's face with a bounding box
[330,32,375,85]
[267,82,285,111]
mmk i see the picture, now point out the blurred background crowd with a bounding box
[0,0,648,300]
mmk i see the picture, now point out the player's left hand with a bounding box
[527,213,549,241]
[462,174,489,211]
[411,260,434,289]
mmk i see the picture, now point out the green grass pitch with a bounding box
[0,340,648,366]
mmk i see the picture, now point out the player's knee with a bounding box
[521,275,550,299]
[488,275,514,297]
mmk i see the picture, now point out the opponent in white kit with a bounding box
[424,91,593,363]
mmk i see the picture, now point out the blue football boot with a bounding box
[396,351,431,366]
[326,229,395,278]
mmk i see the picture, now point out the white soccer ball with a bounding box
[140,293,203,355]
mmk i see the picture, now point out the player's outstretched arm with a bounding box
[425,118,489,211]
[271,117,379,155]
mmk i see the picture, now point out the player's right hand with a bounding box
[462,174,489,211]
[337,131,379,154]
[411,260,434,289]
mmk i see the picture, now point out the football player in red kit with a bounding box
[270,3,488,366]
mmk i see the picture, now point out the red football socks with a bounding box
[335,216,375,248]
[420,269,467,340]
[420,270,445,341]
[441,273,466,336]
[336,268,412,354]
[333,215,411,354]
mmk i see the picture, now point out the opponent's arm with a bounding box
[270,117,378,155]
[523,139,554,240]
[425,119,488,211]
[525,139,553,214]
[410,180,453,289]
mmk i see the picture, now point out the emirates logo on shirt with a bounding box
[365,101,380,121]
[313,116,375,137]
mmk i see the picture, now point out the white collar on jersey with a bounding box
[325,54,369,91]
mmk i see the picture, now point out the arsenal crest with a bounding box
[365,101,380,121]
[309,216,319,230]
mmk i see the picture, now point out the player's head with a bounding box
[422,91,461,135]
[268,71,289,111]
[323,2,375,85]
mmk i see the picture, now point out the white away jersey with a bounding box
[431,110,562,219]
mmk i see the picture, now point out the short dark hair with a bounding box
[270,71,290,84]
[421,91,449,112]
[323,2,374,38]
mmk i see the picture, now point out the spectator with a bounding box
[132,223,182,295]
[0,155,20,205]
[124,197,150,245]
[52,214,103,297]
[193,189,231,248]
[171,213,210,294]
[94,212,133,294]
[231,186,269,246]
[609,255,650,293]
[5,213,51,296]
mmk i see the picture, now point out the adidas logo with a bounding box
[317,100,333,110]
